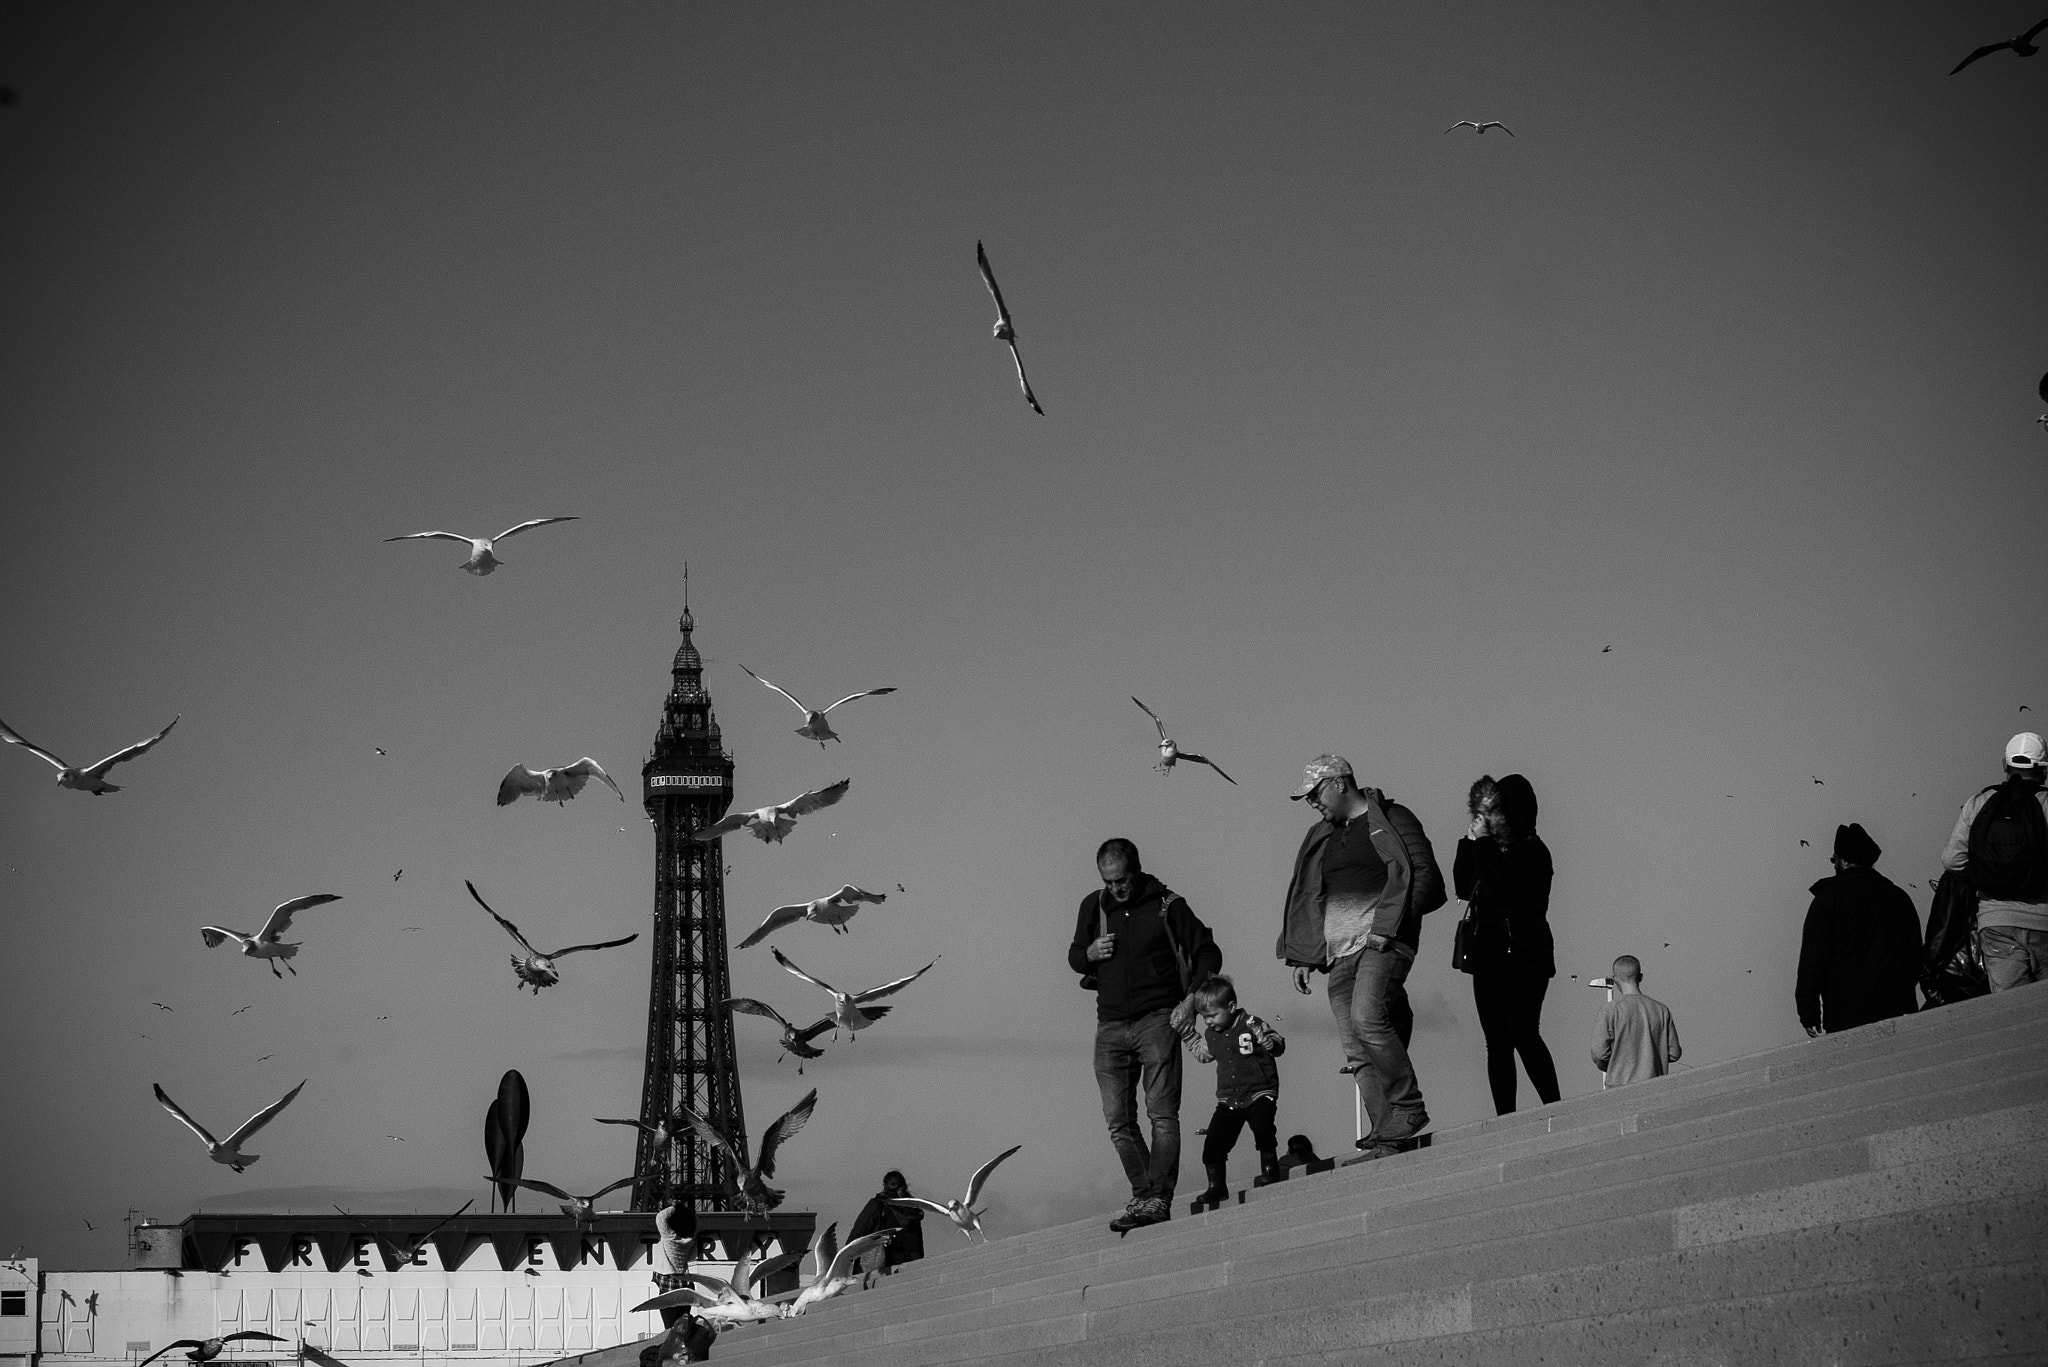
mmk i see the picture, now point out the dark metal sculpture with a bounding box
[485,1070,530,1212]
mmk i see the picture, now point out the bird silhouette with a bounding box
[334,1200,473,1268]
[738,666,896,747]
[466,881,637,993]
[153,1003,174,1012]
[691,780,849,845]
[1446,119,1514,135]
[735,885,887,948]
[153,1080,305,1171]
[384,517,578,575]
[680,1089,817,1215]
[976,241,1044,414]
[885,1145,1021,1241]
[0,713,178,795]
[493,1177,635,1230]
[1130,698,1237,784]
[593,1113,685,1149]
[723,996,873,1073]
[1950,16,2048,73]
[136,1334,287,1367]
[771,947,937,1036]
[497,757,624,806]
[200,895,343,977]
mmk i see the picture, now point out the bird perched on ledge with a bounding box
[466,880,638,992]
[0,713,178,794]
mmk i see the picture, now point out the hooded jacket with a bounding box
[1795,865,1921,1032]
[1275,788,1440,967]
[1069,871,1222,1022]
[1451,773,1556,977]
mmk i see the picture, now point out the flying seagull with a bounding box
[1951,16,2048,73]
[153,1002,174,1012]
[200,894,343,977]
[1131,698,1237,784]
[334,1200,474,1268]
[723,996,880,1073]
[136,1335,288,1367]
[384,517,578,575]
[0,713,178,795]
[691,779,849,845]
[497,758,625,806]
[735,885,887,948]
[737,666,896,747]
[681,1088,817,1216]
[593,1114,683,1149]
[771,947,937,1036]
[633,1236,804,1327]
[153,1080,306,1171]
[1446,119,1514,135]
[465,880,637,993]
[885,1144,1021,1241]
[976,241,1044,414]
[493,1176,636,1229]
[787,1225,895,1315]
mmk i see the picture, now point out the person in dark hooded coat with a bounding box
[1452,773,1562,1115]
[1796,822,1921,1034]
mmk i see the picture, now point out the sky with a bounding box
[3,1,2045,1270]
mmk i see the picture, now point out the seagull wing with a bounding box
[753,1088,817,1180]
[829,885,887,905]
[1485,122,1515,135]
[1179,752,1238,785]
[0,716,69,771]
[813,1222,838,1278]
[723,997,794,1030]
[593,1118,651,1133]
[771,947,841,997]
[736,903,809,950]
[224,1079,306,1147]
[818,687,897,714]
[849,1003,892,1028]
[851,956,939,1003]
[631,1285,719,1314]
[503,1177,574,1203]
[541,933,638,959]
[491,516,579,542]
[823,1230,890,1285]
[220,1333,288,1346]
[883,1197,950,1217]
[738,664,808,714]
[1130,697,1168,742]
[153,1084,220,1148]
[975,241,1014,327]
[497,766,549,806]
[2026,17,2048,42]
[781,778,850,817]
[744,1246,807,1294]
[581,1176,638,1205]
[407,1200,474,1248]
[793,1013,843,1044]
[256,893,342,943]
[466,881,541,956]
[963,1144,1022,1206]
[384,531,476,545]
[136,1343,205,1367]
[690,810,752,841]
[1951,41,2011,73]
[678,1105,748,1170]
[1006,340,1043,414]
[1445,121,1476,133]
[559,757,625,801]
[81,715,179,777]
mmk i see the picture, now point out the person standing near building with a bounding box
[1590,954,1681,1087]
[1453,773,1562,1115]
[846,1170,924,1276]
[1797,822,1921,1035]
[1942,732,2048,992]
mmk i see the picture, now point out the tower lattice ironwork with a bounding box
[631,604,746,1212]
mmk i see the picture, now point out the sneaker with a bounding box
[1107,1196,1148,1233]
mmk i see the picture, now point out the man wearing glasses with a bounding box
[1278,755,1444,1161]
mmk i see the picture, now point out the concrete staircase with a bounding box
[655,984,2048,1365]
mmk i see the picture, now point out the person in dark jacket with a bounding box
[846,1170,924,1274]
[1069,837,1222,1232]
[1453,773,1561,1116]
[1797,822,1921,1035]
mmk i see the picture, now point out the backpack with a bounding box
[1966,779,2048,900]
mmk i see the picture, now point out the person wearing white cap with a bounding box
[1941,732,2048,992]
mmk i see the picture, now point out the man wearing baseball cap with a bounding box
[1940,732,2048,992]
[1275,754,1445,1160]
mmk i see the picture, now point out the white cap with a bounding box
[2007,732,2046,770]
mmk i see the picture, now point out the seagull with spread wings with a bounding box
[681,1088,817,1216]
[200,894,343,977]
[492,1176,636,1230]
[383,517,578,575]
[0,713,178,795]
[738,665,896,748]
[976,241,1044,415]
[886,1144,1021,1241]
[592,1113,682,1149]
[1951,16,2048,73]
[465,881,637,993]
[1446,119,1514,135]
[334,1200,474,1268]
[771,948,937,1036]
[135,1334,288,1367]
[723,997,879,1073]
[153,1080,306,1171]
[691,779,849,845]
[735,885,887,948]
[1131,698,1237,784]
[632,1234,804,1327]
[497,757,625,806]
[786,1224,895,1315]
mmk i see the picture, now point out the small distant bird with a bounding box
[1799,839,1810,847]
[384,517,578,576]
[153,1002,174,1012]
[386,1135,405,1142]
[723,997,873,1073]
[373,747,387,756]
[976,241,1044,414]
[886,1145,1021,1241]
[1131,698,1236,784]
[393,869,403,881]
[495,1176,636,1230]
[2024,705,2034,713]
[256,1054,273,1061]
[465,881,637,993]
[692,779,850,845]
[681,1088,817,1215]
[772,947,937,1036]
[399,926,423,932]
[497,757,624,806]
[738,666,896,748]
[83,1219,95,1231]
[786,1225,895,1315]
[1601,645,1612,653]
[896,883,905,892]
[0,713,178,795]
[1813,776,1824,785]
[735,885,887,948]
[1950,16,2048,73]
[1446,119,1514,135]
[153,1080,305,1171]
[200,894,343,977]
[136,1334,288,1367]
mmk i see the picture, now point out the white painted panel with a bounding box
[448,1287,475,1351]
[332,1288,359,1351]
[422,1288,447,1350]
[594,1287,620,1348]
[390,1288,418,1350]
[566,1286,592,1351]
[536,1286,563,1354]
[507,1286,533,1351]
[299,1290,328,1349]
[477,1287,504,1352]
[360,1288,388,1352]
[214,1292,242,1337]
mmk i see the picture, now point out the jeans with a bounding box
[1200,1096,1278,1166]
[1326,943,1428,1140]
[1094,1008,1183,1200]
[1980,926,2048,992]
[1470,964,1561,1115]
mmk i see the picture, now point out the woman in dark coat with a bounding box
[1453,773,1561,1115]
[846,1170,924,1274]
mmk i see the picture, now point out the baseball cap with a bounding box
[2007,732,2046,770]
[1289,754,1353,800]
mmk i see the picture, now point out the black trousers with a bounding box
[1470,964,1560,1115]
[1200,1095,1278,1165]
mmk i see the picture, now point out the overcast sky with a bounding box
[4,1,2045,1268]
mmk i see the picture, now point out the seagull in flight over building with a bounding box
[633,1236,805,1326]
[681,1089,817,1216]
[786,1225,895,1314]
[0,714,178,795]
[723,997,876,1072]
[771,948,937,1036]
[136,1334,288,1367]
[1951,16,2048,73]
[691,779,849,845]
[384,517,578,575]
[1446,119,1514,135]
[497,757,624,806]
[200,894,343,977]
[976,241,1044,414]
[885,1145,1021,1241]
[735,885,887,948]
[153,1080,305,1171]
[738,666,896,747]
[494,1176,636,1230]
[466,881,637,992]
[1131,698,1236,784]
[593,1114,682,1149]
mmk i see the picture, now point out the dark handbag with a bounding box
[1921,869,1988,1006]
[1451,901,1479,974]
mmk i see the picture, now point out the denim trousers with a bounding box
[1326,943,1428,1139]
[1093,1007,1183,1200]
[1980,926,2048,992]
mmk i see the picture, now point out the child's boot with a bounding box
[1251,1147,1285,1187]
[1198,1163,1229,1206]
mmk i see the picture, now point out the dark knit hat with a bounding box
[1833,822,1882,867]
